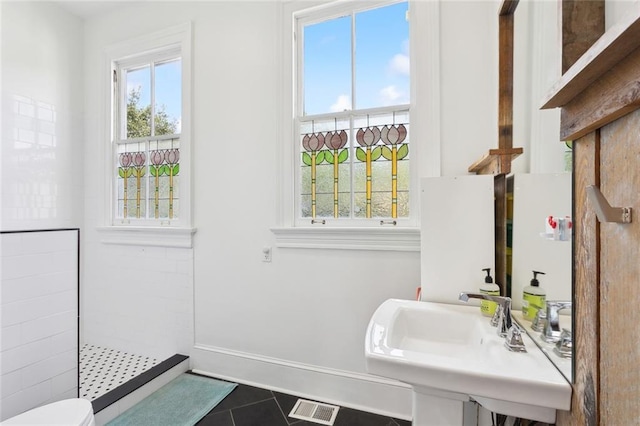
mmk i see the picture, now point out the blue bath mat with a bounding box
[106,373,236,426]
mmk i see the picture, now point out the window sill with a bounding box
[96,226,197,248]
[270,226,420,251]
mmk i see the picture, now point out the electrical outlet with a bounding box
[262,247,272,263]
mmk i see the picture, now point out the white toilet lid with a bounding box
[2,398,94,426]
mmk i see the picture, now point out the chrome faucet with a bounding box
[458,292,513,337]
[541,301,572,343]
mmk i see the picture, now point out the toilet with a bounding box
[2,398,95,426]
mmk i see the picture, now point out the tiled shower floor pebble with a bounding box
[80,344,159,401]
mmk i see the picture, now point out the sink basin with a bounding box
[365,299,571,423]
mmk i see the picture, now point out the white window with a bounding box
[99,24,194,247]
[274,1,439,250]
[114,51,182,224]
[297,1,410,225]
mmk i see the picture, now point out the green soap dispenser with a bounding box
[522,270,546,321]
[480,268,500,317]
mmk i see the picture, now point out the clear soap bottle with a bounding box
[522,270,546,321]
[480,268,500,317]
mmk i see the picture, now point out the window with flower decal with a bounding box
[113,45,184,225]
[296,1,410,224]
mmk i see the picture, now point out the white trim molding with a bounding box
[102,22,194,230]
[271,226,419,251]
[191,343,412,421]
[97,226,196,248]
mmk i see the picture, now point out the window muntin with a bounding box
[297,1,410,224]
[114,51,182,224]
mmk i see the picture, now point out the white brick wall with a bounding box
[0,230,79,421]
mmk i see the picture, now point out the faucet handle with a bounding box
[546,300,572,312]
[531,309,547,332]
[496,297,512,337]
[541,300,572,343]
[490,304,502,327]
[504,325,527,353]
[553,328,572,358]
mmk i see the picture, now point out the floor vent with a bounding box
[288,399,340,425]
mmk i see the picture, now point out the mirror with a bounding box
[508,1,572,381]
[508,173,572,381]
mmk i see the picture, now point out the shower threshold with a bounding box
[79,344,188,414]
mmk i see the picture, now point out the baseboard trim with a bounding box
[191,344,412,420]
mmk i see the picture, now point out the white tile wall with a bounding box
[1,381,52,421]
[82,242,193,360]
[0,230,79,421]
[1,2,84,232]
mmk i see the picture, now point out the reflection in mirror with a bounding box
[509,0,573,382]
[509,173,572,381]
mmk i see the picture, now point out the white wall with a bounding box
[0,230,79,421]
[606,0,640,31]
[440,1,499,176]
[81,243,194,359]
[0,3,83,418]
[0,2,84,231]
[420,176,496,304]
[513,0,565,174]
[511,173,572,310]
[439,0,564,176]
[78,0,501,419]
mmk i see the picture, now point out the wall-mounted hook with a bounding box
[586,185,632,223]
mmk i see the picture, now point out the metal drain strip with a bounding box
[288,399,340,425]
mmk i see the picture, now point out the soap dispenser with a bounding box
[522,270,546,321]
[479,268,500,317]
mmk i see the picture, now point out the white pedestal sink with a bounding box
[365,299,571,425]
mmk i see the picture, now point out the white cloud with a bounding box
[379,85,408,106]
[387,38,410,77]
[389,53,410,76]
[330,94,351,112]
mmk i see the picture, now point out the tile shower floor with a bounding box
[80,344,160,401]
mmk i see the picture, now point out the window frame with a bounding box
[115,48,182,142]
[113,50,182,226]
[295,1,412,227]
[272,0,441,250]
[98,23,195,248]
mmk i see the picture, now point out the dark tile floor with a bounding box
[195,377,411,426]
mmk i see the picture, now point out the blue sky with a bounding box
[303,1,409,115]
[126,59,182,132]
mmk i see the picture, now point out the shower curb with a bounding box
[91,354,189,413]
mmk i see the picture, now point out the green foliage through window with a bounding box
[126,87,179,138]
